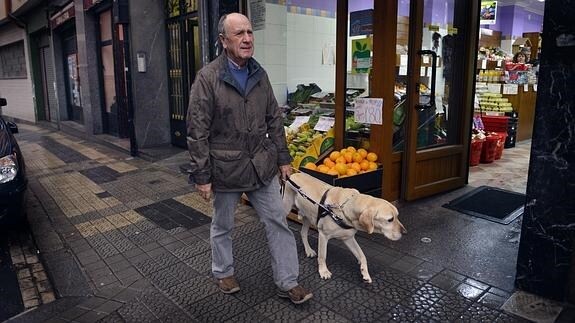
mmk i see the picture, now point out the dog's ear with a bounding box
[359,209,376,234]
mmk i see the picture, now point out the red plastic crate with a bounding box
[494,132,508,160]
[469,139,484,166]
[480,134,499,163]
[482,116,509,133]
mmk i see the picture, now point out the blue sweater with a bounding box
[228,59,249,94]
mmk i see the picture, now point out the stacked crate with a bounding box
[482,113,518,148]
[504,111,518,148]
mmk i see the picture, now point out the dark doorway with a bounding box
[166,0,200,148]
[31,30,57,123]
[98,8,129,138]
[62,28,83,124]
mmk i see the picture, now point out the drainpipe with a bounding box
[123,26,137,157]
[4,0,26,28]
[113,0,137,157]
[198,0,210,66]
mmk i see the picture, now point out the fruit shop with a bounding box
[266,0,480,201]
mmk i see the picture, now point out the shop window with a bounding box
[252,1,337,114]
[0,41,27,79]
[250,2,336,168]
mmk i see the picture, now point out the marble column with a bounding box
[515,0,575,303]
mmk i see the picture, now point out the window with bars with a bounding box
[0,41,27,79]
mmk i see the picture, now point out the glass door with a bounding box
[166,0,200,148]
[402,0,479,200]
[63,30,83,124]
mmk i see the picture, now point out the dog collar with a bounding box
[318,189,354,230]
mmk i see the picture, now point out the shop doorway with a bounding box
[470,1,543,195]
[30,31,57,123]
[339,1,477,201]
[62,28,83,124]
[165,0,201,148]
[98,8,129,138]
[400,1,478,201]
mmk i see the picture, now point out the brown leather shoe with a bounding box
[216,276,240,294]
[278,285,313,304]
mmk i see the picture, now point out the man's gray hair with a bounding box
[218,14,228,36]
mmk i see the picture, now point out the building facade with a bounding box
[0,0,573,305]
[0,0,227,152]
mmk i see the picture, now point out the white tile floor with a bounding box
[468,140,531,194]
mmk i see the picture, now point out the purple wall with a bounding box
[286,0,542,37]
[398,0,409,16]
[482,5,543,37]
[287,0,336,13]
[287,0,408,16]
[522,10,543,33]
[424,0,455,25]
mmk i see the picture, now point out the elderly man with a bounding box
[186,13,312,305]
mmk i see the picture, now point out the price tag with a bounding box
[503,84,518,95]
[497,60,502,67]
[487,83,501,94]
[313,116,335,131]
[400,54,408,66]
[399,66,408,75]
[289,116,310,130]
[481,60,487,69]
[354,98,383,125]
[422,56,430,64]
[523,84,529,92]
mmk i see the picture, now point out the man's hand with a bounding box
[196,183,212,201]
[279,164,292,181]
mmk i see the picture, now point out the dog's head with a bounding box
[358,199,406,240]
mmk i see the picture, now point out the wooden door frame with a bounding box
[334,0,479,201]
[335,0,401,201]
[372,0,400,202]
[402,0,480,200]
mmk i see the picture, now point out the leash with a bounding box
[285,177,354,230]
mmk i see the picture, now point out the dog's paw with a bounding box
[360,265,372,283]
[319,268,332,280]
[305,249,317,258]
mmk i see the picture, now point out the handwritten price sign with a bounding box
[354,98,383,125]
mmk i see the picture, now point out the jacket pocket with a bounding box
[210,149,243,161]
[210,150,248,188]
[256,138,279,182]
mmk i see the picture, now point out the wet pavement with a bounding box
[0,233,23,321]
[3,123,572,322]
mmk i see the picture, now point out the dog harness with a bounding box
[285,178,354,230]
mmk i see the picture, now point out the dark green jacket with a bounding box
[186,53,291,192]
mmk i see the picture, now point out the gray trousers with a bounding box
[211,179,299,291]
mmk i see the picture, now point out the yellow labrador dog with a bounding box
[283,172,406,283]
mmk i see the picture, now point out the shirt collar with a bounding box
[227,56,248,71]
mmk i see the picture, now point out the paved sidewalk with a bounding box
[6,124,537,322]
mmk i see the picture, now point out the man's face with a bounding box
[220,14,254,66]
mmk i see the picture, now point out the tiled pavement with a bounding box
[5,124,541,322]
